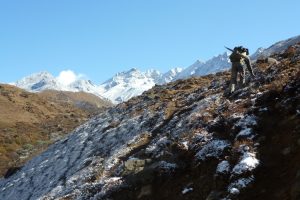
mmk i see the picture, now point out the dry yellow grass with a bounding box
[0,84,111,176]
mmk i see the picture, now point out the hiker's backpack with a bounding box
[229,46,249,62]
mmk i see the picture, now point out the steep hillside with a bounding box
[0,43,299,200]
[0,85,111,177]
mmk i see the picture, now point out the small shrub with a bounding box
[23,144,34,150]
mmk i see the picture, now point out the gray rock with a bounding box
[124,158,146,174]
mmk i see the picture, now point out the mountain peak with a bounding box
[115,68,140,77]
[34,71,53,77]
[129,67,138,72]
[13,71,57,92]
[13,71,104,99]
[194,59,204,65]
[21,71,54,80]
[99,68,159,104]
[174,53,230,80]
[251,35,300,59]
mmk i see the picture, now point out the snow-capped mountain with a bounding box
[98,67,188,104]
[251,47,265,60]
[13,71,104,99]
[174,60,204,80]
[196,52,231,75]
[68,79,101,96]
[175,52,230,80]
[11,35,300,104]
[102,33,300,103]
[13,71,61,92]
[98,68,160,104]
[251,35,300,59]
[157,67,183,84]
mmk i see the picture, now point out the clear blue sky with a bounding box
[0,0,299,84]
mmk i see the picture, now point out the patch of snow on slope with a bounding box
[232,151,259,175]
[236,128,255,139]
[182,187,193,195]
[216,160,230,174]
[196,140,231,161]
[228,176,254,195]
[145,136,171,158]
[157,161,177,171]
[235,115,257,128]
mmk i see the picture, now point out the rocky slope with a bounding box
[0,42,299,199]
[0,85,111,177]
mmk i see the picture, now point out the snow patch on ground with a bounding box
[235,115,257,129]
[232,151,259,175]
[157,161,177,171]
[216,160,230,174]
[182,187,193,195]
[145,136,171,158]
[228,176,254,194]
[230,113,244,120]
[236,128,255,139]
[196,140,231,161]
[181,141,189,150]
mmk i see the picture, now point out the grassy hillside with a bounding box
[0,85,111,177]
[39,90,112,115]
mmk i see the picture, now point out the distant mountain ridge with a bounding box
[251,35,300,59]
[98,52,232,103]
[10,35,300,104]
[13,71,104,99]
[175,52,230,80]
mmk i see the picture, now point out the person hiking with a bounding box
[227,46,255,93]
